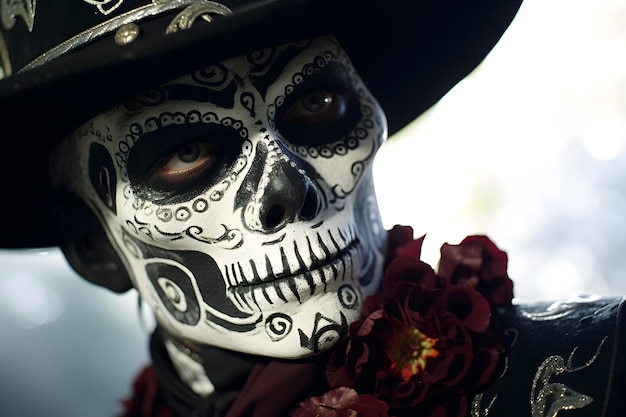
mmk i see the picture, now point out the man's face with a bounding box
[61,36,387,358]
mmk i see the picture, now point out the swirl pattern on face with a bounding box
[59,36,388,358]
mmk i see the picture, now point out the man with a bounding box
[0,1,623,416]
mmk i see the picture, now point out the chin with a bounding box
[160,288,367,359]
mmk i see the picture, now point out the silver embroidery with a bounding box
[83,0,124,15]
[1,0,35,32]
[20,0,232,72]
[471,393,498,417]
[166,1,232,33]
[530,337,607,417]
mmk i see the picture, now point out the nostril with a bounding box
[299,185,319,221]
[264,205,286,229]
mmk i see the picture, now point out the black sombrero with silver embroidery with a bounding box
[0,0,522,247]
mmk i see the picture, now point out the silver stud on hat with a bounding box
[114,23,141,46]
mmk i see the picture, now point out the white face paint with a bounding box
[62,36,388,358]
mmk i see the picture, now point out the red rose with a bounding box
[438,235,514,309]
[290,387,390,417]
[327,252,496,416]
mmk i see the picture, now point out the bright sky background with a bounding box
[375,0,626,301]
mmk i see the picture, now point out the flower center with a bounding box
[385,322,440,381]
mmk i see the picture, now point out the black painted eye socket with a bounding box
[275,62,361,146]
[127,124,241,203]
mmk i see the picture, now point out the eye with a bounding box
[277,89,360,146]
[147,142,219,190]
[282,91,346,125]
[274,62,362,146]
[127,123,244,203]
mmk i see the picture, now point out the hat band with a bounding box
[19,0,233,72]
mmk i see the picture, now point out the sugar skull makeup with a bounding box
[59,36,388,358]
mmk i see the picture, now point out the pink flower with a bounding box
[290,387,390,417]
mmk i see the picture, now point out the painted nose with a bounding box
[260,165,320,231]
[237,142,321,233]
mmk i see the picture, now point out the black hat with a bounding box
[0,0,522,248]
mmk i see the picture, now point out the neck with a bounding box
[162,335,216,397]
[149,329,259,416]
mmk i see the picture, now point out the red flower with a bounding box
[438,235,514,309]
[385,225,424,266]
[290,387,390,417]
[327,236,503,417]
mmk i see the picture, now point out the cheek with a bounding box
[87,142,120,214]
[115,190,246,251]
[111,140,255,246]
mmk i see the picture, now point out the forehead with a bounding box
[106,36,347,119]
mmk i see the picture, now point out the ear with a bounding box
[53,196,133,293]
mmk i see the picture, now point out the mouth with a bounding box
[229,235,360,309]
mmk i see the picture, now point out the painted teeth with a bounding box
[224,224,359,311]
[231,244,358,310]
[225,225,357,287]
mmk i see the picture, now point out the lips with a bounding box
[229,235,360,310]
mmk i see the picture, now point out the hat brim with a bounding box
[0,0,522,248]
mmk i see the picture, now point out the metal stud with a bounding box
[114,23,141,46]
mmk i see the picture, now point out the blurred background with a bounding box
[376,0,626,301]
[1,0,625,415]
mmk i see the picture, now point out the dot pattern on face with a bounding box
[63,36,389,358]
